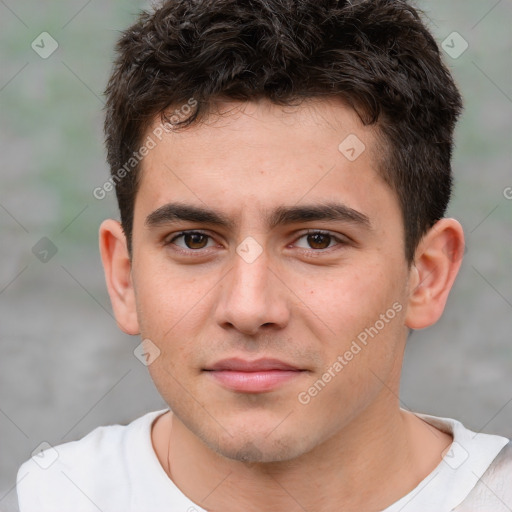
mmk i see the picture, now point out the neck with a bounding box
[152,394,452,512]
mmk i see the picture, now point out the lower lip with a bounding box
[206,370,304,393]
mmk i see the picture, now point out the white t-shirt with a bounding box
[16,409,512,512]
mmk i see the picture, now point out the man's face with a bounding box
[130,98,412,462]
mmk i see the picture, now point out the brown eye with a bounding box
[307,233,332,249]
[293,230,347,252]
[183,232,209,249]
[168,231,214,251]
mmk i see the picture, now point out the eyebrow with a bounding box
[145,201,372,231]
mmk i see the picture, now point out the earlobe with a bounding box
[405,218,465,330]
[99,219,140,335]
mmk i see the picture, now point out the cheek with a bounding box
[301,260,408,392]
[297,272,407,418]
[305,263,398,334]
[134,257,201,334]
[133,261,210,370]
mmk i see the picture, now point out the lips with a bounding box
[204,358,306,393]
[206,358,301,372]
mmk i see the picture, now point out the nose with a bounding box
[214,243,290,336]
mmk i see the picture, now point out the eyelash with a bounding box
[165,229,349,256]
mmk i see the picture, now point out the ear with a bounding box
[405,218,465,330]
[99,219,140,335]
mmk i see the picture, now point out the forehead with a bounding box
[134,97,397,230]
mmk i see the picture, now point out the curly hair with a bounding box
[104,0,463,262]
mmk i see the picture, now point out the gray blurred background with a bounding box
[0,1,511,510]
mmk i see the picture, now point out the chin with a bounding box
[201,427,313,464]
[171,396,322,463]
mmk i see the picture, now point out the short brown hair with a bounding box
[104,0,463,262]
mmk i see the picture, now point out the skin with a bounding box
[100,97,465,511]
